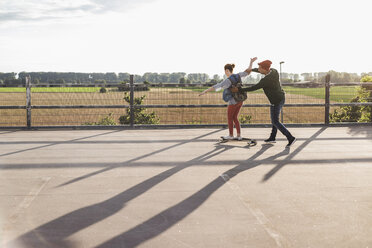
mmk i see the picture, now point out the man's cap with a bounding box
[258,60,272,71]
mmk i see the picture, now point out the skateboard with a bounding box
[218,136,257,146]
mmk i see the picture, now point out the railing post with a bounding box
[129,75,134,127]
[325,74,331,125]
[26,76,32,129]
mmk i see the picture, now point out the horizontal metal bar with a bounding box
[135,104,228,108]
[1,122,370,130]
[1,102,372,110]
[3,82,371,88]
[0,106,26,109]
[330,102,372,107]
[330,82,372,86]
[31,105,129,109]
[17,125,131,130]
[326,122,372,126]
[0,126,28,129]
[25,104,325,110]
[136,103,326,108]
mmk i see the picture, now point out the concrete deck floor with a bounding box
[0,127,371,248]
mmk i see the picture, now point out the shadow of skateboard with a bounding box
[218,137,257,147]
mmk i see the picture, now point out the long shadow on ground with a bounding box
[6,130,225,248]
[7,127,341,248]
[94,128,328,248]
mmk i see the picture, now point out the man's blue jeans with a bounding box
[269,99,293,140]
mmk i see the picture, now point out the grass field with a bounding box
[0,87,101,93]
[0,85,359,126]
[0,85,359,102]
[186,86,358,103]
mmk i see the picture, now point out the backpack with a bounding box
[228,74,247,102]
[222,88,233,102]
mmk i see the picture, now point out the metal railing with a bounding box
[0,74,371,129]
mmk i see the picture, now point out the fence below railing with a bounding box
[0,75,371,128]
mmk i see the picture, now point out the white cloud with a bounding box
[0,0,371,75]
[0,0,157,27]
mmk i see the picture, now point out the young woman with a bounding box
[240,59,296,147]
[199,58,257,140]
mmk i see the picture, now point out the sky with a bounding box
[0,0,371,77]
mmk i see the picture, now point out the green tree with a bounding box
[55,79,65,84]
[159,73,170,83]
[105,72,118,81]
[318,71,361,83]
[84,113,117,126]
[0,72,16,81]
[170,72,186,83]
[213,74,221,81]
[119,92,159,124]
[118,73,130,81]
[330,75,372,122]
[301,73,314,81]
[95,79,106,85]
[239,114,252,124]
[179,77,191,84]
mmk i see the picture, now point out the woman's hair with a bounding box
[224,64,235,73]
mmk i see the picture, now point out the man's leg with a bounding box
[271,101,293,140]
[268,104,278,140]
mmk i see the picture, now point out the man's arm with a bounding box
[242,77,267,92]
[231,57,258,93]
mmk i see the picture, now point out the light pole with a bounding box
[279,61,285,123]
[279,61,285,82]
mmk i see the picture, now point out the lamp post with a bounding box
[279,61,285,82]
[279,61,285,123]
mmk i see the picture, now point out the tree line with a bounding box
[0,71,260,85]
[280,71,372,83]
[0,71,371,86]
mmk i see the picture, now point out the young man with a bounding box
[241,59,296,148]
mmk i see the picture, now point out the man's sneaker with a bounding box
[264,137,276,143]
[286,137,296,148]
[237,136,242,141]
[222,135,234,140]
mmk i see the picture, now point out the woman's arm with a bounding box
[199,78,232,96]
[199,86,215,96]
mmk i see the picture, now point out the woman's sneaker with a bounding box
[264,137,276,143]
[222,135,234,140]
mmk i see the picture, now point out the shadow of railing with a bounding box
[5,127,372,248]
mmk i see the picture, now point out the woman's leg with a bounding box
[227,105,235,136]
[233,102,243,136]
